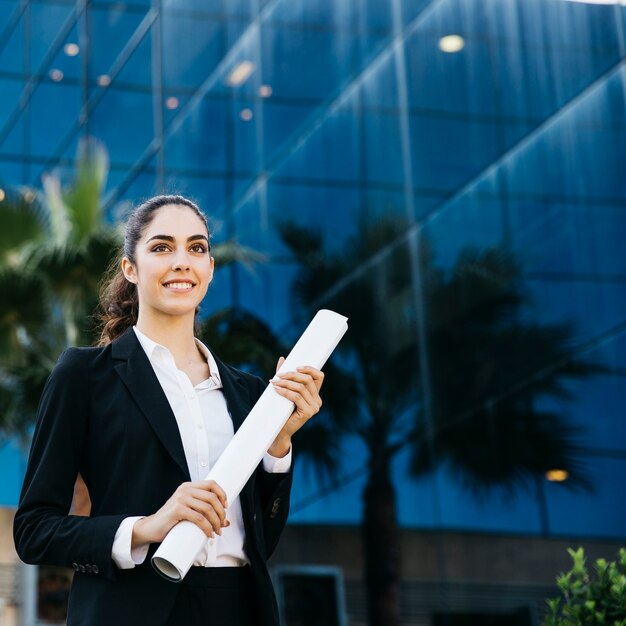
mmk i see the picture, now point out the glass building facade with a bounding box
[1,0,625,624]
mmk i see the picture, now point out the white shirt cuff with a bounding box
[262,446,292,473]
[111,516,149,569]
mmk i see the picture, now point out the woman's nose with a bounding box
[172,252,191,271]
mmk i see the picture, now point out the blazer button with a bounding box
[253,513,257,522]
[270,498,281,518]
[71,563,79,572]
[85,564,92,573]
[92,564,99,574]
[79,564,86,573]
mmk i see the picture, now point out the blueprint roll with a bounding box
[152,309,349,581]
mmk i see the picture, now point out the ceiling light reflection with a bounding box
[259,84,272,98]
[226,61,255,87]
[439,35,465,53]
[165,97,179,110]
[64,43,79,56]
[546,469,569,482]
[239,108,253,121]
[50,69,64,82]
[97,75,111,87]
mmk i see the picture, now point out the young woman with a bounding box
[14,195,324,626]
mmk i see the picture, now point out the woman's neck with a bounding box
[135,310,203,364]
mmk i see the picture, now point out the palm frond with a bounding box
[63,138,109,243]
[0,269,49,364]
[0,187,47,265]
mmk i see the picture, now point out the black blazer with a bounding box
[13,328,292,626]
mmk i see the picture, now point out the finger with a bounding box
[189,488,227,524]
[279,369,324,394]
[275,356,285,373]
[187,499,225,535]
[271,383,319,417]
[271,377,316,407]
[296,366,325,390]
[273,371,318,395]
[187,510,215,538]
[197,480,228,508]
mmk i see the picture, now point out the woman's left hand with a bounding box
[267,356,324,458]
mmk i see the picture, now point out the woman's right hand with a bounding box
[131,480,229,548]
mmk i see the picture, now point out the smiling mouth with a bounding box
[163,282,195,290]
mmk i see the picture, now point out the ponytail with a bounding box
[96,254,138,346]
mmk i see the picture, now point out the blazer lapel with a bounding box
[111,329,190,480]
[213,354,253,433]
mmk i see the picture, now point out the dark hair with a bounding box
[97,195,210,346]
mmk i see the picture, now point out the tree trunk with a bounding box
[362,452,402,626]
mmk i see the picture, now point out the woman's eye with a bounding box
[152,244,169,252]
[190,244,207,253]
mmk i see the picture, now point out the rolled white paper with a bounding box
[152,309,348,581]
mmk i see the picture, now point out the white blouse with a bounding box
[111,326,291,569]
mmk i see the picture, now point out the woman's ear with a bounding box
[121,257,137,284]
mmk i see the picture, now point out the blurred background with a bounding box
[1,0,625,625]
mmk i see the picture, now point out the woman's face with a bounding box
[121,204,214,321]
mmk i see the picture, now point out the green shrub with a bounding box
[543,547,626,626]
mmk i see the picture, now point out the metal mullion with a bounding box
[0,0,27,56]
[151,0,164,193]
[21,0,31,183]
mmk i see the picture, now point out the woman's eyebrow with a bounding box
[146,234,209,243]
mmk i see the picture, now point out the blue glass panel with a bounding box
[546,455,626,538]
[275,101,360,182]
[0,11,21,73]
[360,50,400,109]
[164,96,226,172]
[0,438,24,507]
[290,436,369,525]
[0,78,21,129]
[261,100,316,165]
[30,3,74,70]
[510,201,626,277]
[0,0,19,34]
[44,23,80,81]
[162,174,226,221]
[234,182,362,256]
[364,188,445,222]
[162,14,225,90]
[422,195,506,269]
[112,23,152,87]
[235,260,299,330]
[525,279,626,346]
[404,31,497,116]
[90,87,153,165]
[0,160,23,186]
[98,0,152,6]
[30,82,80,157]
[410,114,500,191]
[107,165,157,206]
[261,24,358,100]
[538,341,626,453]
[232,98,260,173]
[1,116,23,154]
[90,5,149,81]
[437,468,543,534]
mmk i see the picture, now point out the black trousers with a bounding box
[166,566,261,626]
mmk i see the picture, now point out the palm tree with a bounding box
[0,138,117,440]
[277,216,602,626]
